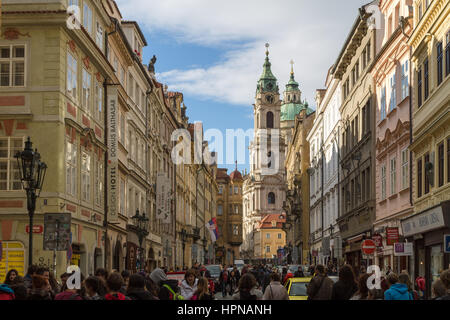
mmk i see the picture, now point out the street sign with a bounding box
[386,227,399,245]
[444,235,450,254]
[394,242,413,256]
[362,239,376,255]
[43,213,71,251]
[26,225,43,234]
[373,234,383,247]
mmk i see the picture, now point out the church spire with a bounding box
[256,43,278,94]
[286,59,299,92]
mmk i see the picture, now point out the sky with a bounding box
[116,0,369,174]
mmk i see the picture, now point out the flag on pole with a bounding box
[206,218,219,242]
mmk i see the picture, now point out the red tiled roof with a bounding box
[216,168,229,180]
[229,169,243,181]
[259,214,285,229]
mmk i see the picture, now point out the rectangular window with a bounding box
[217,205,223,216]
[95,159,103,206]
[120,113,125,145]
[448,138,450,183]
[367,42,371,63]
[66,140,77,196]
[278,233,282,239]
[67,51,77,99]
[266,233,270,239]
[401,61,409,100]
[95,81,103,121]
[424,58,429,100]
[82,69,91,113]
[120,179,125,215]
[362,49,367,69]
[417,67,422,107]
[218,186,223,194]
[96,22,104,52]
[446,32,450,76]
[418,158,423,198]
[380,86,386,120]
[234,186,238,194]
[0,45,25,87]
[402,149,409,190]
[0,137,23,191]
[362,170,366,202]
[266,246,270,253]
[390,157,397,195]
[233,225,239,236]
[437,41,443,86]
[83,3,93,35]
[424,153,430,194]
[438,143,444,187]
[389,72,397,112]
[366,168,370,200]
[381,165,386,200]
[81,152,91,201]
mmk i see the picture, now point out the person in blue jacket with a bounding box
[384,272,413,300]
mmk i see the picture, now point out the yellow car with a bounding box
[284,277,312,300]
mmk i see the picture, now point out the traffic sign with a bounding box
[362,239,376,255]
[26,225,43,234]
[445,235,450,254]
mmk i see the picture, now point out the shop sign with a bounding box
[43,213,71,251]
[401,205,445,237]
[107,85,119,223]
[372,234,383,247]
[445,235,450,254]
[386,227,399,245]
[26,225,44,234]
[156,173,171,224]
[0,242,25,282]
[394,243,413,256]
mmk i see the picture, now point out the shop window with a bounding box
[0,241,25,282]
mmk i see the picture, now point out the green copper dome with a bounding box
[256,45,278,94]
[285,72,299,92]
[281,101,314,121]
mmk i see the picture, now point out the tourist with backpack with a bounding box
[219,267,229,297]
[150,268,183,300]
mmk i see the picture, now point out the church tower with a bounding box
[242,44,287,258]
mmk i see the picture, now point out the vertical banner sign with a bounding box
[386,227,399,245]
[107,86,119,222]
[156,173,171,224]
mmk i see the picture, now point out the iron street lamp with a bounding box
[131,209,149,272]
[180,228,187,268]
[15,137,47,268]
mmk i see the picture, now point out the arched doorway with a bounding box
[113,240,122,272]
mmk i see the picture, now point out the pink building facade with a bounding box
[372,0,414,273]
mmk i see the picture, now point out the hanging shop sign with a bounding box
[107,85,119,223]
[386,227,399,245]
[394,242,413,256]
[372,234,383,247]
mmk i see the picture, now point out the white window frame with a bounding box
[390,157,397,195]
[83,2,93,35]
[266,245,270,253]
[95,157,103,206]
[82,68,91,114]
[0,44,26,87]
[381,164,386,200]
[380,86,386,120]
[95,81,103,121]
[401,148,409,190]
[96,22,104,52]
[67,51,77,100]
[0,137,24,191]
[66,140,77,196]
[217,204,223,216]
[389,72,396,112]
[401,61,409,100]
[81,151,91,202]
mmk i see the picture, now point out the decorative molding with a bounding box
[82,56,91,70]
[67,40,77,53]
[1,28,31,40]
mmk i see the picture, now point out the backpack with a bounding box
[222,271,228,283]
[162,284,184,300]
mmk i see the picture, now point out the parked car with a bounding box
[284,277,313,300]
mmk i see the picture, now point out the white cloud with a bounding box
[116,0,369,106]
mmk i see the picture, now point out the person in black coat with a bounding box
[331,264,358,300]
[127,274,157,300]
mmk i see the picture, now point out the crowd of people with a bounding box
[1,263,449,300]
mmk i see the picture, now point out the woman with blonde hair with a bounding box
[190,277,214,300]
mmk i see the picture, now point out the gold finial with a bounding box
[290,59,294,75]
[265,43,270,56]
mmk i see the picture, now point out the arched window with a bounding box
[293,94,296,101]
[252,194,255,210]
[268,151,272,168]
[267,111,274,129]
[268,192,275,204]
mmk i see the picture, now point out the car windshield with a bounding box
[205,265,221,277]
[290,282,308,296]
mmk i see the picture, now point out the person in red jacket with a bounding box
[0,284,15,300]
[105,272,130,300]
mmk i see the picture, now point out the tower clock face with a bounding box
[266,83,273,90]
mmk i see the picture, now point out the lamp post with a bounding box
[131,209,149,272]
[180,228,187,268]
[15,137,47,268]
